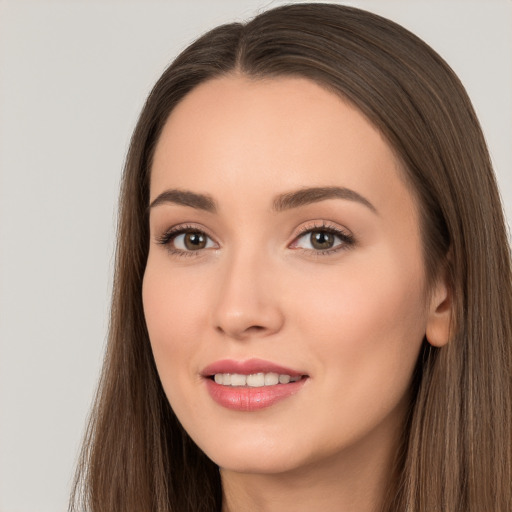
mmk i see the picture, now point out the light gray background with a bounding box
[0,1,510,511]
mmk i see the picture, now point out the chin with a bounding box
[213,448,307,475]
[192,428,311,475]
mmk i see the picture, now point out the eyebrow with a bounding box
[273,186,377,214]
[149,189,217,212]
[149,186,377,214]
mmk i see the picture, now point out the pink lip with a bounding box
[202,358,308,412]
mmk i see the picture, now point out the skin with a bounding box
[143,75,451,512]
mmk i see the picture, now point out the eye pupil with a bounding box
[185,232,207,250]
[310,230,335,250]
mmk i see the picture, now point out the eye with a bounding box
[174,231,215,251]
[291,224,354,254]
[157,226,217,254]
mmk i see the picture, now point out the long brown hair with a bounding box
[70,4,512,511]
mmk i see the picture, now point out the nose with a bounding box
[211,251,285,341]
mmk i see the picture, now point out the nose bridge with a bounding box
[211,241,284,340]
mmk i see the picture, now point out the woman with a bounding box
[70,3,512,511]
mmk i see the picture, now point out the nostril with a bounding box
[212,302,285,339]
[215,323,267,338]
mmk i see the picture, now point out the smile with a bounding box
[212,372,302,387]
[202,359,309,411]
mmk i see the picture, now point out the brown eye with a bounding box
[184,232,207,250]
[291,225,354,254]
[162,229,216,252]
[310,230,335,250]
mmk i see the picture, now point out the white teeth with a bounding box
[264,372,279,385]
[230,374,247,387]
[212,372,301,387]
[246,373,265,387]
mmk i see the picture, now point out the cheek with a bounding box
[142,258,218,431]
[291,248,427,412]
[296,246,425,324]
[142,258,208,382]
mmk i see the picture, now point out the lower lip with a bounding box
[205,378,307,411]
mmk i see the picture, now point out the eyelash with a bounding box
[292,222,355,256]
[156,224,214,258]
[155,221,355,258]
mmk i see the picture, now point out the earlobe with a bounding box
[425,274,453,348]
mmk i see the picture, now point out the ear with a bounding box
[425,269,452,348]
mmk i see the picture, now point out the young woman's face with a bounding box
[143,75,441,476]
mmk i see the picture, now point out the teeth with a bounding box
[264,373,279,386]
[247,373,265,387]
[213,372,301,387]
[230,373,247,387]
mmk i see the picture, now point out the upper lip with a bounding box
[201,358,306,377]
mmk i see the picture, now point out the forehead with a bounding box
[150,74,415,220]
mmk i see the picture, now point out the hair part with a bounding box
[70,4,512,511]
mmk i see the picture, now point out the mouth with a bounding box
[209,372,304,387]
[201,359,309,411]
